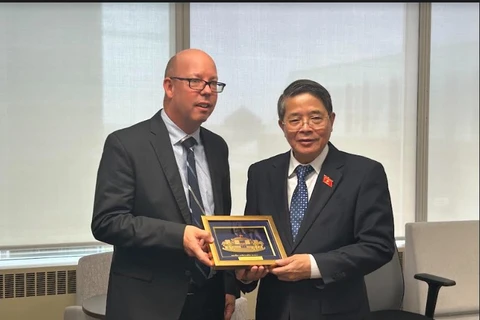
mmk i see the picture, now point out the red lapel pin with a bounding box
[323,174,333,187]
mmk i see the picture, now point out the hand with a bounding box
[270,254,311,281]
[183,225,214,267]
[224,293,236,320]
[235,265,269,283]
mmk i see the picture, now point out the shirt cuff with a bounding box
[309,254,322,279]
[239,278,254,284]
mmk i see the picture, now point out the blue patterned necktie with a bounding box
[181,136,210,286]
[290,165,314,241]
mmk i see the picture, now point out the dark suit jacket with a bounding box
[240,142,395,320]
[91,110,237,320]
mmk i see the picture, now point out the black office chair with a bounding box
[365,244,456,319]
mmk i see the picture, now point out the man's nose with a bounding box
[299,120,312,130]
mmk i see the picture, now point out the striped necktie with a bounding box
[181,136,210,285]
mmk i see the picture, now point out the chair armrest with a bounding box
[414,273,456,318]
[414,273,456,287]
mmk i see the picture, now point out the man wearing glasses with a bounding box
[236,79,395,320]
[92,49,238,320]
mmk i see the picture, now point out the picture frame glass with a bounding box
[202,216,287,269]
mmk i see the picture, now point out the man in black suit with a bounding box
[91,49,238,320]
[236,79,395,320]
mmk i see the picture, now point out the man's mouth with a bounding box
[196,103,211,108]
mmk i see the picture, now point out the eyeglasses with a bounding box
[282,115,329,131]
[170,77,226,93]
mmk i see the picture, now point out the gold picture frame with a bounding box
[201,215,287,270]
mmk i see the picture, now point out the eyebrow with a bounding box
[287,110,325,117]
[192,73,218,81]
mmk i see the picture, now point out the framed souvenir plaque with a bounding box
[201,215,287,270]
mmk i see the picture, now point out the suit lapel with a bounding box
[201,129,223,215]
[292,143,345,251]
[270,152,294,254]
[149,111,191,224]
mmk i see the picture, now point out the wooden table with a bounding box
[82,293,106,319]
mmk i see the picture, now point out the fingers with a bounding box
[183,226,213,248]
[224,308,234,320]
[183,226,214,266]
[270,264,288,276]
[274,257,291,267]
[270,256,292,278]
[235,269,247,280]
[192,245,214,266]
[197,228,214,243]
[235,266,269,282]
[224,294,236,320]
[270,264,296,282]
[248,266,268,279]
[270,254,311,282]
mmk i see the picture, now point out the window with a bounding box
[1,3,478,251]
[0,3,172,247]
[428,3,479,221]
[191,3,419,237]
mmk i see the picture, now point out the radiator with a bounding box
[0,265,77,320]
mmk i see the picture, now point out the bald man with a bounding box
[92,49,238,320]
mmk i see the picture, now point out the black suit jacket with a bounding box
[240,142,395,320]
[91,110,237,320]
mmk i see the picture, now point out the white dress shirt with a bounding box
[287,144,329,279]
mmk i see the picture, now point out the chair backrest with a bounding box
[403,220,479,316]
[365,245,404,312]
[75,251,113,305]
[231,296,248,320]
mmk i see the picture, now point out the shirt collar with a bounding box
[160,108,202,146]
[288,143,329,178]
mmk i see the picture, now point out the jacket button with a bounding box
[185,270,191,277]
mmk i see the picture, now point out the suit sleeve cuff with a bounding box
[309,254,322,279]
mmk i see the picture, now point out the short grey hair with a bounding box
[277,79,333,120]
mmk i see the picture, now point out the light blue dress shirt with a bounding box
[160,109,215,216]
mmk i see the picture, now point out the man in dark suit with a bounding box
[91,49,238,320]
[236,79,395,320]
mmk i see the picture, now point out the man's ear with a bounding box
[163,78,174,98]
[329,112,336,131]
[278,119,288,138]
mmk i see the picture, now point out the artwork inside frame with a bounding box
[201,215,287,270]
